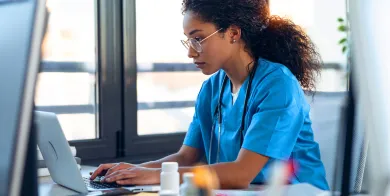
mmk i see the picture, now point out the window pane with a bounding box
[35,0,97,140]
[35,73,94,106]
[57,114,96,140]
[138,72,209,102]
[136,0,207,135]
[270,0,348,91]
[138,107,194,135]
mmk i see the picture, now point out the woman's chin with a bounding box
[200,68,217,75]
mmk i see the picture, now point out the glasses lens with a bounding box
[189,39,202,52]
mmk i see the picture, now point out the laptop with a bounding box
[35,111,160,194]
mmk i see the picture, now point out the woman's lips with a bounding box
[195,62,206,69]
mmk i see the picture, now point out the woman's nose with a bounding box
[187,47,198,58]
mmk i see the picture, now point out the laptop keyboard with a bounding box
[83,177,123,189]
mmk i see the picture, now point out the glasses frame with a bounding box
[181,28,223,53]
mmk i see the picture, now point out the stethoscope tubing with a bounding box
[208,61,258,163]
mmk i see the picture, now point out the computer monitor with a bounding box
[0,0,47,195]
[349,0,390,195]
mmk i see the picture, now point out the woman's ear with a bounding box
[228,25,241,44]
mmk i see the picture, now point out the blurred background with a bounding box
[35,0,348,141]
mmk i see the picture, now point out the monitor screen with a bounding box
[349,0,390,194]
[0,0,46,195]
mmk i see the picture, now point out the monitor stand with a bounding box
[21,113,38,196]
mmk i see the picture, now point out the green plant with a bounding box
[337,17,349,54]
[337,16,351,89]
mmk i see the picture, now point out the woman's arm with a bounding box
[178,149,268,189]
[103,148,268,189]
[139,145,203,168]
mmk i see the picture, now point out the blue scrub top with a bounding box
[183,58,329,190]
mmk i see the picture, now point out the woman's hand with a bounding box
[90,162,138,180]
[103,167,160,185]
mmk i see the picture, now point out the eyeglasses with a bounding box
[181,28,222,53]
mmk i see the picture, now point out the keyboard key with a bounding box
[83,177,121,189]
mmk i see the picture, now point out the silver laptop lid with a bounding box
[35,111,88,193]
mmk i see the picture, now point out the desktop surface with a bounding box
[39,165,332,196]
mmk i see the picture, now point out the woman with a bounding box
[90,0,329,190]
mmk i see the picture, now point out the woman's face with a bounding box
[183,11,237,75]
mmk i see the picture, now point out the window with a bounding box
[122,0,205,157]
[135,0,209,136]
[35,0,121,161]
[36,0,97,140]
[270,0,348,92]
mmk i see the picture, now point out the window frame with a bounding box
[70,0,124,160]
[122,0,186,158]
[68,0,123,160]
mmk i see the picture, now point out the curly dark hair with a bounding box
[182,0,322,92]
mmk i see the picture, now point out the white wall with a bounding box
[270,0,347,67]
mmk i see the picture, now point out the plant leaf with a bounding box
[342,46,347,53]
[338,17,344,22]
[339,38,347,45]
[338,25,347,32]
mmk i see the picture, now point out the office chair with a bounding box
[305,91,367,193]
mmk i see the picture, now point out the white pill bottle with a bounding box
[160,162,180,195]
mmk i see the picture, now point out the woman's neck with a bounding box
[223,52,255,94]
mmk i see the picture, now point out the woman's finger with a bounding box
[105,167,138,179]
[104,170,136,183]
[90,163,116,180]
[103,169,128,180]
[105,162,130,177]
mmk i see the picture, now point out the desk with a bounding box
[39,166,327,196]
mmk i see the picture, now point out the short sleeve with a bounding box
[183,83,206,151]
[242,77,304,160]
[183,113,204,150]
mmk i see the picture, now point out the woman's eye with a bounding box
[194,37,202,41]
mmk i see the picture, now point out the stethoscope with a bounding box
[208,61,258,163]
